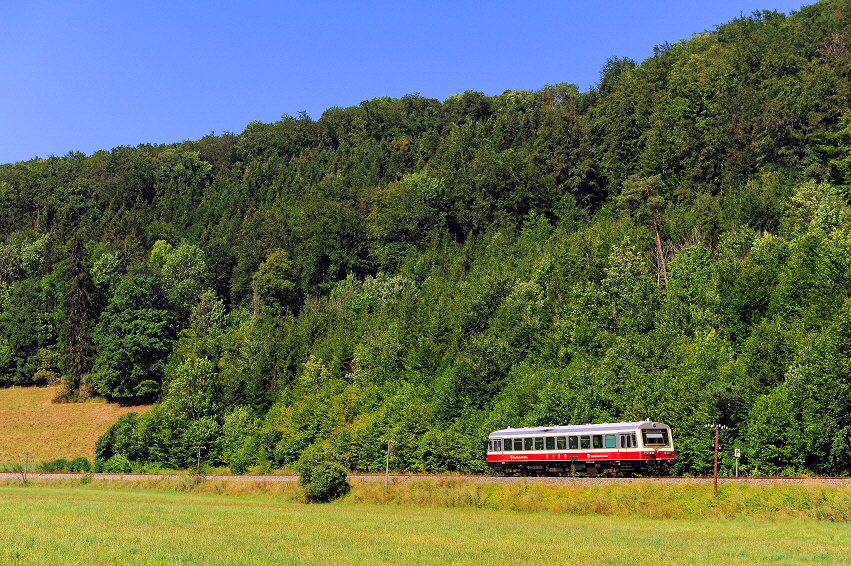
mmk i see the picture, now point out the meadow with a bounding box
[2,481,851,564]
[0,386,150,462]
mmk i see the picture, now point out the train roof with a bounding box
[488,420,670,437]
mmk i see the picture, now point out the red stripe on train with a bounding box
[486,451,675,462]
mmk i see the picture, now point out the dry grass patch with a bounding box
[0,386,151,462]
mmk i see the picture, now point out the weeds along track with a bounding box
[2,472,851,487]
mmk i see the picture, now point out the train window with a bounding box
[580,436,591,449]
[605,435,616,448]
[556,436,566,450]
[535,437,544,450]
[592,435,603,449]
[514,438,523,451]
[568,436,578,449]
[642,430,670,447]
[487,440,492,452]
[620,433,638,448]
[524,438,534,451]
[545,437,555,450]
[494,439,502,452]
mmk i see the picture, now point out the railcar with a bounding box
[486,420,675,476]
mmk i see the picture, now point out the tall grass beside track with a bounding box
[348,479,851,521]
[4,476,851,520]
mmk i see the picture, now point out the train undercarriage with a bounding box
[490,459,672,477]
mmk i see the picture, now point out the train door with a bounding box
[619,433,637,449]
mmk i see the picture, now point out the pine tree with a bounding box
[61,237,98,395]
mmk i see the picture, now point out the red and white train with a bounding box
[486,420,675,475]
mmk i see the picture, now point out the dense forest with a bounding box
[3,0,851,475]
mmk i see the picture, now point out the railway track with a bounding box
[2,472,851,486]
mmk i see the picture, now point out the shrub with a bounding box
[133,461,165,474]
[39,457,92,473]
[295,445,350,503]
[96,412,143,462]
[221,407,260,474]
[300,461,350,502]
[228,447,253,475]
[40,458,70,472]
[255,446,272,475]
[69,457,91,473]
[180,416,223,468]
[102,454,132,473]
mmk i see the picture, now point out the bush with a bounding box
[223,407,258,473]
[40,458,70,472]
[133,461,165,474]
[69,457,91,473]
[255,446,272,475]
[96,412,143,462]
[38,457,92,473]
[102,454,132,473]
[295,445,350,503]
[300,461,350,502]
[228,446,254,475]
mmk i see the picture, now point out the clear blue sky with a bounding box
[1,0,808,165]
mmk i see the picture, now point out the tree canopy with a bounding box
[3,1,851,475]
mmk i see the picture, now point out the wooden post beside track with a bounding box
[705,424,727,500]
[714,426,719,499]
[22,451,31,483]
[382,440,395,489]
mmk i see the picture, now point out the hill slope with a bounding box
[2,1,851,475]
[0,387,150,462]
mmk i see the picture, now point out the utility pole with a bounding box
[382,440,396,489]
[714,425,719,498]
[704,424,728,500]
[193,446,207,484]
[193,446,205,479]
[22,451,31,483]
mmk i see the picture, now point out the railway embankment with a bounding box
[2,472,850,486]
[4,473,851,520]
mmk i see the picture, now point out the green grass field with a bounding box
[2,484,851,565]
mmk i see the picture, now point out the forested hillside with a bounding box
[3,1,851,475]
